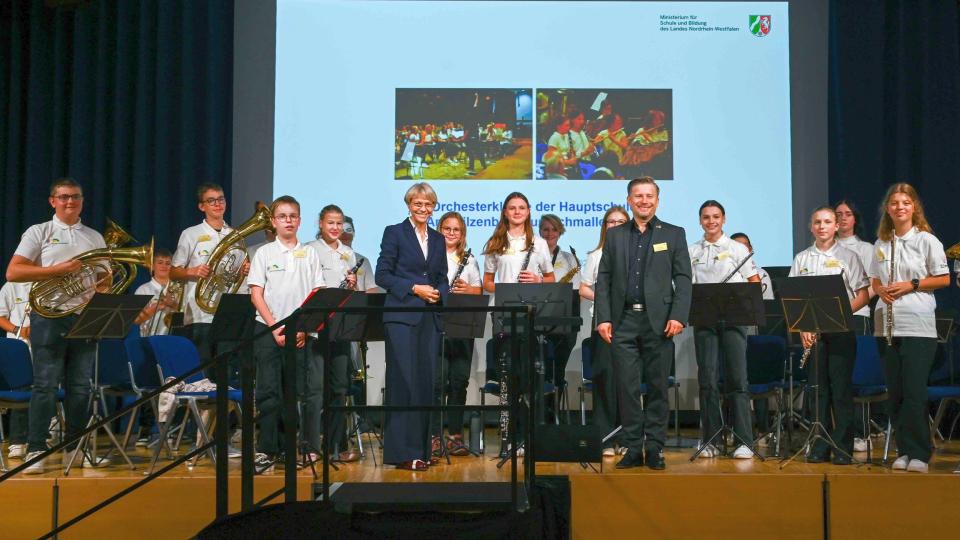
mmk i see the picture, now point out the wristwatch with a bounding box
[911,278,920,291]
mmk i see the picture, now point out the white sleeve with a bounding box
[12,225,43,262]
[247,248,267,288]
[738,244,760,281]
[788,254,801,278]
[868,242,883,280]
[925,234,950,276]
[311,248,326,289]
[171,230,192,268]
[483,252,498,275]
[467,257,482,287]
[581,251,600,287]
[0,284,12,317]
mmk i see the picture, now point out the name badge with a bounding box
[339,252,350,261]
[825,259,842,269]
[875,248,886,262]
[716,251,730,261]
[267,263,286,273]
[505,248,516,255]
[653,242,668,252]
[197,234,212,242]
[293,249,307,259]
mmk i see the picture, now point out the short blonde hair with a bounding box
[404,182,438,205]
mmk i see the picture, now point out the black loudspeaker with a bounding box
[533,424,605,463]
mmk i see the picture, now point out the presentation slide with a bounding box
[274,0,792,268]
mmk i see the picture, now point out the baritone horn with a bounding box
[29,238,154,318]
[195,205,275,314]
[946,241,960,260]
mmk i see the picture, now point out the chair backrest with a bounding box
[581,337,593,381]
[0,337,32,390]
[852,335,885,387]
[146,335,204,384]
[98,325,141,387]
[125,331,160,389]
[746,335,786,384]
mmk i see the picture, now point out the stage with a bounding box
[2,429,958,539]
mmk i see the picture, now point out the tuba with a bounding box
[29,238,154,318]
[194,205,274,314]
[103,217,140,293]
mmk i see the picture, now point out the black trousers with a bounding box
[880,336,937,462]
[611,310,672,453]
[589,332,619,445]
[810,331,857,456]
[383,318,440,464]
[431,337,473,436]
[694,325,752,445]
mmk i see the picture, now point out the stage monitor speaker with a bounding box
[533,424,605,463]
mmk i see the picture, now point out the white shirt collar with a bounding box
[273,238,302,253]
[895,226,918,241]
[701,234,728,248]
[811,241,839,257]
[52,215,82,230]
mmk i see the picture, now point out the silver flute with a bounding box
[886,237,895,345]
[14,305,30,340]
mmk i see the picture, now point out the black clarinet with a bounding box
[338,256,365,289]
[450,248,472,288]
[499,245,534,456]
[517,245,534,280]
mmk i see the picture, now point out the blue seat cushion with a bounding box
[177,390,243,402]
[927,386,960,401]
[749,382,783,394]
[854,385,887,398]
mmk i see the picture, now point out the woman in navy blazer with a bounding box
[375,182,449,471]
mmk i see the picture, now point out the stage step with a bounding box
[315,481,529,513]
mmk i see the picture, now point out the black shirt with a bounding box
[626,216,658,305]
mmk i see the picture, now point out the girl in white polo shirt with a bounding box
[869,183,949,473]
[248,196,325,472]
[789,206,870,464]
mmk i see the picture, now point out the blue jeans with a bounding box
[27,313,95,453]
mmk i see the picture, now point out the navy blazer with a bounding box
[375,219,449,326]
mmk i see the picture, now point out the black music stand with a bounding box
[63,293,152,474]
[687,282,765,461]
[337,293,386,462]
[435,293,489,461]
[777,274,856,468]
[210,294,255,479]
[493,283,576,464]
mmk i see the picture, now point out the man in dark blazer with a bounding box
[595,176,692,470]
[375,183,449,470]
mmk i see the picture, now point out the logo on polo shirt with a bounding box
[268,263,285,272]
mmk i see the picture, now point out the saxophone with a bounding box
[558,246,581,283]
[885,237,896,345]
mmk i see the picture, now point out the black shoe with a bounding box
[645,449,666,470]
[832,452,853,465]
[615,451,645,469]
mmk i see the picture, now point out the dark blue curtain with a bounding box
[0,0,233,283]
[829,0,960,311]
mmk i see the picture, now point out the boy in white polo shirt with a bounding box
[248,196,325,471]
[5,178,107,473]
[0,279,32,459]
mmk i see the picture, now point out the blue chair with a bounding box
[145,336,242,473]
[535,143,548,164]
[746,335,786,455]
[852,335,891,459]
[99,325,147,454]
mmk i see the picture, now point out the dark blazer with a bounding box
[594,217,693,332]
[375,219,449,326]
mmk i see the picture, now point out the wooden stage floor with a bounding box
[2,430,959,539]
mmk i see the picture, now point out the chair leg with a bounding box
[148,402,179,475]
[883,419,892,462]
[188,400,216,465]
[775,390,784,457]
[579,387,586,426]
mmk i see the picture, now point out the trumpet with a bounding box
[339,256,365,289]
[29,239,154,318]
[195,205,274,314]
[558,246,581,284]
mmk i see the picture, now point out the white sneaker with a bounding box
[697,444,718,458]
[906,459,928,473]
[617,446,628,456]
[602,447,616,457]
[732,445,754,459]
[892,455,910,470]
[7,443,27,459]
[23,451,46,474]
[853,438,869,453]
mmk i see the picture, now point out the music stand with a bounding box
[63,293,152,474]
[687,283,765,461]
[777,274,856,468]
[209,295,255,476]
[436,293,489,460]
[338,293,386,463]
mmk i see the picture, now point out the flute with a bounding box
[886,237,895,345]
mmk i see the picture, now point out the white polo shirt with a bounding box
[13,215,107,313]
[837,235,875,281]
[551,248,582,289]
[868,227,949,338]
[248,240,325,326]
[307,238,357,288]
[689,234,759,284]
[446,250,482,287]
[581,248,603,317]
[757,266,775,300]
[483,234,554,284]
[789,241,871,317]
[0,281,32,342]
[172,220,234,325]
[134,278,167,336]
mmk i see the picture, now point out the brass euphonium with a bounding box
[946,241,960,260]
[29,238,154,318]
[195,205,275,314]
[103,217,139,293]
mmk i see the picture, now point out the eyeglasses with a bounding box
[441,227,462,234]
[53,194,83,202]
[409,202,435,210]
[605,218,628,225]
[203,197,226,206]
[273,214,300,222]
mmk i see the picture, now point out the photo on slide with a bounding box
[395,88,533,180]
[536,89,674,180]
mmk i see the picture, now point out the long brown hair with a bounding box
[594,205,629,251]
[438,211,468,260]
[483,192,534,255]
[876,182,933,241]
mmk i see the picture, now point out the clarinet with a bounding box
[339,256,365,289]
[517,245,534,280]
[499,245,533,456]
[885,237,895,345]
[450,248,472,288]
